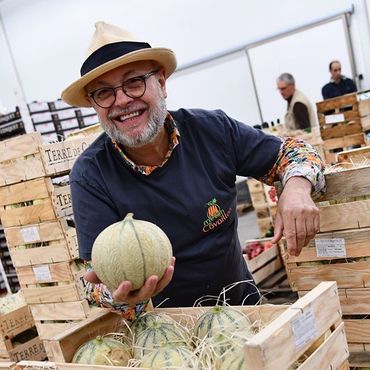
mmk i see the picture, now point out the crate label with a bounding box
[291,308,318,349]
[315,238,346,257]
[20,226,40,243]
[324,113,345,124]
[32,265,52,281]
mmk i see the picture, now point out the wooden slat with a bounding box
[320,122,363,140]
[0,199,57,228]
[8,336,46,363]
[4,220,67,247]
[337,145,370,163]
[319,199,370,232]
[0,155,46,187]
[344,319,370,344]
[315,165,370,201]
[16,361,139,370]
[0,132,43,162]
[30,300,90,321]
[286,261,370,291]
[35,321,82,341]
[322,132,365,150]
[359,99,370,117]
[282,228,370,263]
[39,135,99,176]
[22,284,84,304]
[9,245,73,267]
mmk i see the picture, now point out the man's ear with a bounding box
[158,69,168,98]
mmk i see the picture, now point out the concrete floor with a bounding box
[237,209,260,244]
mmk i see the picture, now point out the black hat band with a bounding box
[80,41,151,76]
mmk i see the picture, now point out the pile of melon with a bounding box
[71,305,261,369]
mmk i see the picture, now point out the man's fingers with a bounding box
[271,213,283,244]
[83,270,101,284]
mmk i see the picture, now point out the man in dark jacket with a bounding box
[321,60,357,100]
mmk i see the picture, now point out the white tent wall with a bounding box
[0,0,369,129]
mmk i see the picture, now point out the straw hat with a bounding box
[61,21,177,107]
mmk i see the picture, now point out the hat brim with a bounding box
[61,47,177,107]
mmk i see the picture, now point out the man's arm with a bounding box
[293,102,311,129]
[259,137,325,256]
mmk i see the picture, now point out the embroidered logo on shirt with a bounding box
[203,197,232,233]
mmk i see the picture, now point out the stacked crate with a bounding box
[28,99,99,143]
[14,282,349,370]
[247,178,277,238]
[316,93,366,164]
[0,297,46,363]
[279,165,370,368]
[0,107,26,142]
[0,132,101,359]
[358,91,370,146]
[0,224,18,294]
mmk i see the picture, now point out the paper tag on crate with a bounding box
[315,238,346,257]
[324,113,345,124]
[291,307,318,349]
[20,226,40,243]
[33,265,52,281]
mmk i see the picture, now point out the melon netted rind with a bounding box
[91,212,173,291]
[133,321,191,359]
[193,305,253,341]
[130,311,176,338]
[72,336,131,366]
[140,345,200,368]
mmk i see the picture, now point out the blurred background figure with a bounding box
[277,73,315,131]
[321,60,357,100]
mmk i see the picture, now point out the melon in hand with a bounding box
[91,213,173,292]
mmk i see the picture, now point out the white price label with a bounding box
[315,238,346,257]
[32,265,52,281]
[20,226,40,243]
[291,308,318,349]
[325,113,345,124]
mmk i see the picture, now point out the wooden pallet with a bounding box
[25,282,348,370]
[316,93,363,140]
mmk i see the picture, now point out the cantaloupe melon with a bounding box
[133,321,191,358]
[72,336,131,366]
[193,305,253,341]
[140,345,199,368]
[92,213,173,291]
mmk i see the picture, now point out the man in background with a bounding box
[277,73,316,130]
[321,60,357,100]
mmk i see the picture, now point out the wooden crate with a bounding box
[0,177,73,228]
[4,219,78,267]
[25,282,348,370]
[0,305,46,363]
[316,93,363,140]
[322,133,365,164]
[279,165,370,366]
[0,132,99,187]
[243,238,283,285]
[336,145,370,164]
[16,261,85,304]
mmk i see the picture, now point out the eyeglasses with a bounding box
[88,70,159,108]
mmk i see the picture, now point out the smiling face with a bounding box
[86,60,168,147]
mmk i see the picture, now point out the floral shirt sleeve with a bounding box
[83,261,148,321]
[259,136,326,198]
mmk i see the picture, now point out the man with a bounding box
[277,73,316,131]
[321,60,357,100]
[62,22,324,318]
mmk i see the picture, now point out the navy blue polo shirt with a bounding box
[321,77,357,99]
[70,109,281,307]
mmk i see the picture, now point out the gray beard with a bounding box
[101,96,167,148]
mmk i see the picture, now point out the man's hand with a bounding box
[84,257,175,307]
[271,177,320,256]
